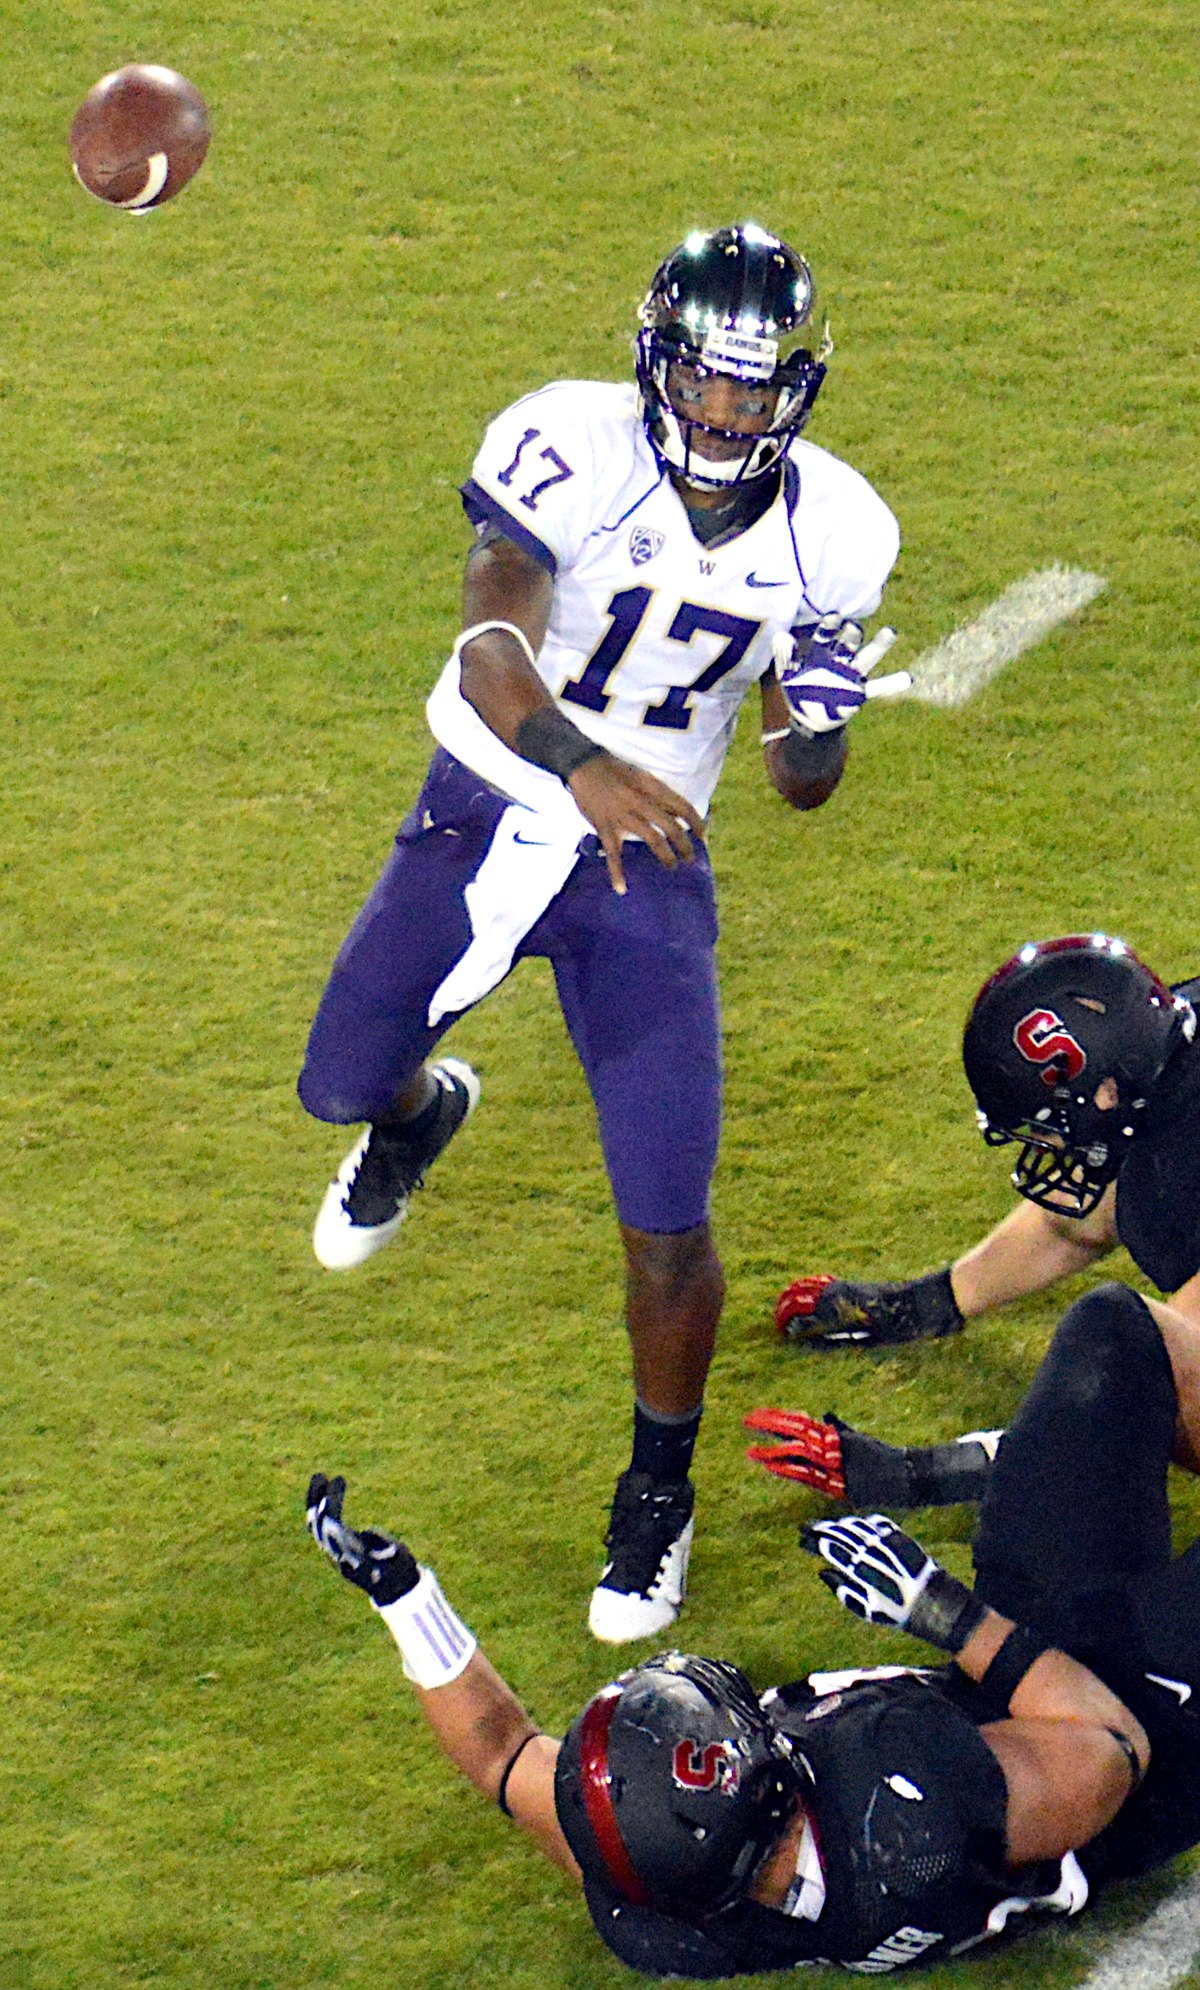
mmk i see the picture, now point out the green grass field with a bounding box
[4,0,1199,1983]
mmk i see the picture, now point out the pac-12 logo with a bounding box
[629,526,664,567]
[1013,1008,1086,1086]
[672,1739,741,1794]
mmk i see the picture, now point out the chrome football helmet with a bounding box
[635,222,828,489]
[962,933,1196,1217]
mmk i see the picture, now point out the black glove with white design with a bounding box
[802,1512,987,1653]
[306,1472,420,1605]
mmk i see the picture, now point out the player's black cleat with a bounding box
[313,1058,481,1269]
[588,1471,695,1643]
[775,1268,964,1349]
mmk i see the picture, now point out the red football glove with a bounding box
[744,1406,848,1497]
[775,1274,840,1338]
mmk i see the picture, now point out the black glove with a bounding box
[775,1269,963,1348]
[305,1473,420,1606]
[802,1513,986,1653]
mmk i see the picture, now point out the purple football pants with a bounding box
[298,751,722,1234]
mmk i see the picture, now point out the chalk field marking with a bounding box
[904,565,1107,708]
[1075,1868,1200,1990]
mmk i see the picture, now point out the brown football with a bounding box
[70,64,210,211]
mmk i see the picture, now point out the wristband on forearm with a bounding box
[974,1622,1054,1715]
[909,1569,989,1654]
[374,1565,478,1688]
[514,706,607,783]
[906,1434,999,1507]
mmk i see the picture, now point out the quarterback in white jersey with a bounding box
[458,377,898,814]
[299,222,900,1645]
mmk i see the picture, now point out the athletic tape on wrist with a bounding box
[454,620,539,670]
[375,1566,477,1688]
[976,1622,1053,1715]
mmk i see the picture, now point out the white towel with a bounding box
[425,657,591,1025]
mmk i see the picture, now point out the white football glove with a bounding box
[802,1513,986,1653]
[774,616,900,734]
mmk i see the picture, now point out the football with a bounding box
[69,64,210,212]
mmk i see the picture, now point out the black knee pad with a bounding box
[1045,1282,1175,1420]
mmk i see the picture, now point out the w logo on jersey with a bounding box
[629,526,664,567]
[1013,1008,1087,1086]
[672,1739,741,1795]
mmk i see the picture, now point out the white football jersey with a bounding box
[459,380,899,815]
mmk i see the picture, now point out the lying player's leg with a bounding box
[971,1283,1177,1636]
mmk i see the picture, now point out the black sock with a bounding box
[376,1074,440,1138]
[630,1401,702,1486]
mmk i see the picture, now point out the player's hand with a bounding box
[566,754,705,895]
[774,616,897,734]
[306,1473,420,1605]
[745,1406,850,1497]
[802,1513,985,1653]
[775,1272,963,1348]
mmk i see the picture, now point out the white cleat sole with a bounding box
[312,1129,410,1270]
[587,1518,694,1644]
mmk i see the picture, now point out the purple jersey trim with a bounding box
[783,457,822,620]
[460,479,558,575]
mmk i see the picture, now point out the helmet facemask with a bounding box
[978,1093,1127,1218]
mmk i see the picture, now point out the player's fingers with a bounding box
[745,1443,822,1485]
[862,670,912,702]
[855,626,897,674]
[633,812,687,871]
[599,828,628,897]
[636,778,706,844]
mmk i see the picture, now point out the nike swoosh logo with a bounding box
[512,831,551,847]
[1146,1672,1193,1704]
[746,572,787,588]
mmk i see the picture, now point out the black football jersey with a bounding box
[1115,975,1200,1294]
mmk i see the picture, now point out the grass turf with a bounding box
[3,0,1200,1983]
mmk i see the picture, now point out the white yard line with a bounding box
[905,565,1107,708]
[1075,1870,1200,1990]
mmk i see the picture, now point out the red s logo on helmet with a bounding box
[1013,1008,1086,1086]
[672,1740,741,1794]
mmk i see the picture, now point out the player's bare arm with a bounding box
[459,527,703,896]
[305,1475,581,1878]
[760,667,848,809]
[954,1613,1149,1864]
[949,1188,1118,1318]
